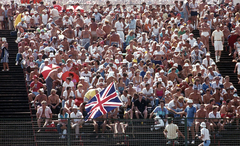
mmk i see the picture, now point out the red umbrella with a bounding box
[41,64,60,79]
[62,71,79,83]
[53,4,63,12]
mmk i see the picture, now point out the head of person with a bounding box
[212,106,218,112]
[41,100,47,107]
[67,86,71,92]
[187,99,193,107]
[51,89,56,95]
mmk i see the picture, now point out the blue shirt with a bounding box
[123,78,130,87]
[126,19,136,30]
[140,71,146,79]
[202,83,213,94]
[184,106,196,122]
[153,106,168,118]
[36,59,44,67]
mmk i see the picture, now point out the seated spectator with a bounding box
[134,92,148,119]
[64,96,75,113]
[220,99,236,126]
[74,84,85,107]
[62,87,75,107]
[70,105,84,138]
[93,114,107,138]
[163,117,185,145]
[209,106,223,134]
[142,83,154,107]
[48,89,60,114]
[33,88,48,110]
[28,75,43,103]
[57,107,69,139]
[36,100,52,132]
[150,100,168,131]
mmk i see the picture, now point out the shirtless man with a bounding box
[79,77,89,92]
[220,99,235,125]
[189,88,202,109]
[93,114,107,138]
[89,18,98,43]
[62,24,75,43]
[185,83,194,98]
[55,48,67,64]
[167,68,181,83]
[50,23,61,38]
[34,88,48,110]
[68,45,78,60]
[127,82,136,97]
[48,89,60,114]
[223,88,234,101]
[159,70,168,86]
[199,0,207,17]
[29,66,40,82]
[223,76,233,89]
[80,25,91,50]
[231,95,240,109]
[37,2,46,15]
[195,104,209,136]
[205,98,215,114]
[96,23,106,38]
[212,87,221,106]
[7,4,15,30]
[103,20,111,37]
[73,14,84,29]
[109,29,121,48]
[203,88,212,104]
[46,68,62,96]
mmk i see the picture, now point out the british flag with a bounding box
[85,82,123,121]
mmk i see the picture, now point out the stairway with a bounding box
[193,30,240,95]
[0,30,34,145]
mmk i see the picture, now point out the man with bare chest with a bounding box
[46,68,62,96]
[62,24,75,43]
[55,48,66,64]
[7,4,15,30]
[223,88,233,101]
[50,23,61,38]
[203,88,211,104]
[81,25,91,50]
[212,87,221,106]
[61,38,69,52]
[231,95,240,109]
[109,29,120,47]
[103,20,111,37]
[68,45,78,60]
[167,68,179,83]
[48,89,60,114]
[0,4,5,30]
[199,0,207,17]
[74,14,84,29]
[89,18,98,43]
[37,2,46,15]
[205,98,215,114]
[127,82,136,97]
[185,83,194,98]
[189,88,202,109]
[34,88,48,109]
[195,104,209,136]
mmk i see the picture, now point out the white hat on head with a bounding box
[49,53,55,58]
[77,60,81,64]
[73,105,78,109]
[115,59,120,64]
[206,53,210,56]
[200,122,206,128]
[94,9,98,12]
[187,99,193,104]
[211,62,216,65]
[160,70,164,73]
[184,63,189,67]
[173,63,178,67]
[79,76,85,80]
[76,24,80,28]
[165,90,171,95]
[167,81,173,87]
[196,63,200,66]
[158,78,162,82]
[39,88,44,93]
[122,59,128,64]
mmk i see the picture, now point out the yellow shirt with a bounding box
[84,89,97,100]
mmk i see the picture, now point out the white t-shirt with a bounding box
[63,81,75,89]
[236,62,240,74]
[121,94,128,103]
[70,111,83,122]
[165,123,178,139]
[212,30,223,41]
[142,87,153,96]
[168,100,176,109]
[201,127,210,141]
[64,100,75,108]
[62,90,75,100]
[80,71,92,83]
[115,21,124,31]
[208,111,221,118]
[41,14,48,25]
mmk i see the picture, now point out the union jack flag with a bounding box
[85,82,122,121]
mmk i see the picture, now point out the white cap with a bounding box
[158,78,162,82]
[167,81,173,87]
[206,53,210,56]
[173,63,178,67]
[211,62,216,65]
[77,60,81,64]
[122,59,128,64]
[79,76,85,80]
[72,105,78,109]
[196,63,200,66]
[200,122,206,128]
[165,90,171,95]
[39,88,44,93]
[115,59,119,64]
[160,70,164,73]
[94,9,98,12]
[187,99,193,104]
[49,53,55,58]
[184,63,189,67]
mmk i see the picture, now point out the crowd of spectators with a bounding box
[1,0,240,143]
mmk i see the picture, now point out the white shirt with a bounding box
[208,111,221,118]
[41,14,48,25]
[201,127,210,141]
[70,111,83,122]
[84,17,91,25]
[62,90,75,100]
[142,87,153,96]
[121,94,128,103]
[187,38,197,47]
[48,58,56,65]
[63,81,75,89]
[165,123,178,139]
[202,58,214,68]
[80,71,92,83]
[115,21,124,31]
[212,30,223,41]
[64,100,75,108]
[168,100,176,109]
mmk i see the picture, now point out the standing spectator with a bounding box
[198,122,211,146]
[211,25,224,62]
[1,37,9,71]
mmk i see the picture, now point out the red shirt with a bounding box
[30,81,43,92]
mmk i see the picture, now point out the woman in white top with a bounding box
[74,84,85,107]
[198,122,210,146]
[65,96,75,113]
[190,0,198,29]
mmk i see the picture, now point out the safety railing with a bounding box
[1,117,240,146]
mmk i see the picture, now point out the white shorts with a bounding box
[214,41,223,51]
